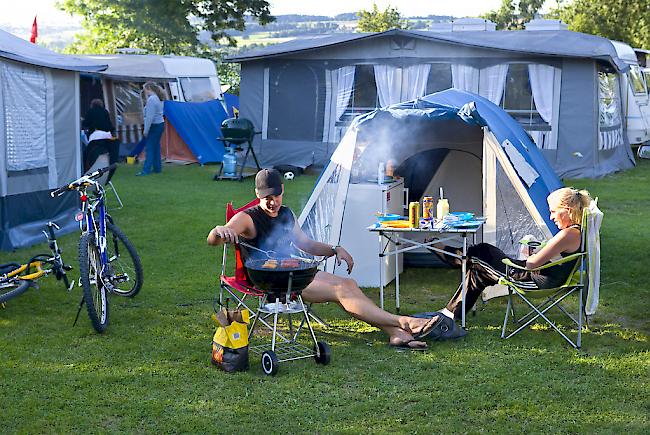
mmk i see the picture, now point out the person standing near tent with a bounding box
[207,169,466,349]
[435,187,592,321]
[82,99,114,137]
[137,81,166,176]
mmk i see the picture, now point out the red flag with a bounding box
[30,16,38,44]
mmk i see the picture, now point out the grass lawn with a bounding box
[1,160,648,433]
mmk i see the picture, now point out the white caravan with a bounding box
[79,54,223,146]
[611,41,650,145]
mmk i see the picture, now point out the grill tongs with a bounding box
[238,241,326,265]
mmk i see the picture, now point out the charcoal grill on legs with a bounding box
[245,257,331,376]
[214,116,262,181]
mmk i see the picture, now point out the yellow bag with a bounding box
[211,308,250,372]
[212,308,250,349]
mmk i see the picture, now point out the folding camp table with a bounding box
[368,219,485,328]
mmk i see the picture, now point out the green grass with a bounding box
[1,161,648,433]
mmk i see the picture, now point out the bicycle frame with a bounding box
[0,222,72,291]
[79,185,110,267]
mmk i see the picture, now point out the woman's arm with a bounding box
[526,228,581,269]
[143,96,154,136]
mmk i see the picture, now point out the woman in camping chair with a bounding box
[436,187,592,322]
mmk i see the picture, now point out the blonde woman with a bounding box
[137,81,166,176]
[438,187,592,325]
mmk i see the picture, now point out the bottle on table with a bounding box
[437,187,449,220]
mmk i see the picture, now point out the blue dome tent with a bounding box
[298,89,563,285]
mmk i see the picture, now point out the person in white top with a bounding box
[137,81,166,176]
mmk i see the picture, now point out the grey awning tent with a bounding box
[228,28,635,178]
[0,29,107,250]
[228,29,627,72]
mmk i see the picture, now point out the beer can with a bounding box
[422,196,434,220]
[409,202,420,228]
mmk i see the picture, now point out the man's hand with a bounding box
[334,246,354,274]
[208,226,239,245]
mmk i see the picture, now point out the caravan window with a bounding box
[179,77,216,102]
[425,64,452,94]
[598,71,622,128]
[1,63,48,171]
[501,64,547,128]
[345,65,379,116]
[114,82,144,127]
[629,65,647,96]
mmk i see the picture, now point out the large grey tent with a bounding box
[228,25,635,178]
[0,29,106,250]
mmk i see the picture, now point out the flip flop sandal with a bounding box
[388,339,428,351]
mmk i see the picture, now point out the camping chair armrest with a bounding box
[502,252,585,273]
[519,239,548,248]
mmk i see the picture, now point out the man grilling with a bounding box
[207,169,460,349]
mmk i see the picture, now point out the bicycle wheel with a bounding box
[79,232,109,332]
[0,278,30,304]
[105,222,143,298]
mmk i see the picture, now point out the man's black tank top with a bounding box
[242,205,296,257]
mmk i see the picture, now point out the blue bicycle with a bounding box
[51,164,143,332]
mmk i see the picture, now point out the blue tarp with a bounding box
[353,89,563,234]
[223,92,239,117]
[163,99,228,164]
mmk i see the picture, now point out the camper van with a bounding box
[611,41,650,145]
[79,54,223,148]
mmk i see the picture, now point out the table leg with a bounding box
[461,234,467,328]
[379,232,384,310]
[394,238,400,314]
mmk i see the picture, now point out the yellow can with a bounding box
[422,196,434,220]
[409,202,420,228]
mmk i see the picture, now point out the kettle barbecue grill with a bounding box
[241,245,331,376]
[214,116,262,181]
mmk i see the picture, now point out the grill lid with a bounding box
[220,117,255,144]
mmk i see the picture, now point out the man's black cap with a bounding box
[255,168,283,197]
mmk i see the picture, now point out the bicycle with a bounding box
[0,222,73,305]
[51,164,143,332]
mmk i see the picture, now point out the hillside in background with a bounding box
[1,13,455,52]
[230,13,454,44]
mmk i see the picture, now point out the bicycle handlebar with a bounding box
[50,164,117,197]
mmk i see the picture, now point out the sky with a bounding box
[1,0,559,34]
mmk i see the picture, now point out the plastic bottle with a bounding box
[436,187,449,220]
[377,162,385,186]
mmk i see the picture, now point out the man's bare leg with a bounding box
[301,271,436,344]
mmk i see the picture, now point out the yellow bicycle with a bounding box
[0,222,73,306]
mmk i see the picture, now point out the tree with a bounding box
[550,0,650,48]
[481,0,544,30]
[58,0,274,55]
[356,3,408,32]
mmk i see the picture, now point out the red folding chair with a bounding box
[218,198,263,311]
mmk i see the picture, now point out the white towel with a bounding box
[585,199,603,316]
